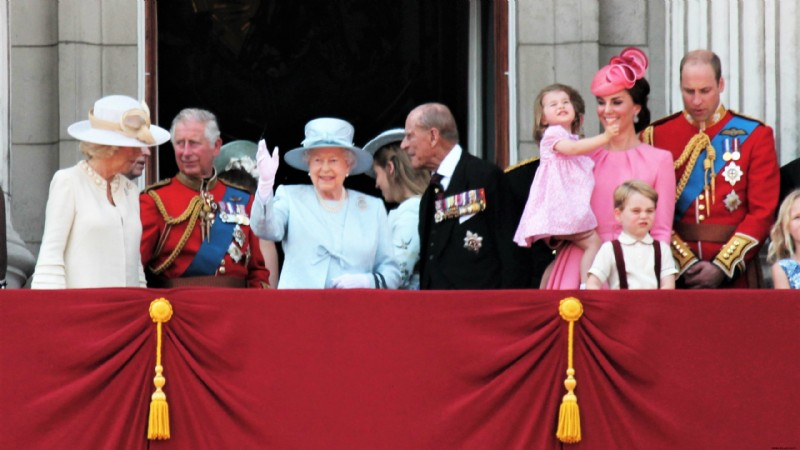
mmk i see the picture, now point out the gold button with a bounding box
[220,259,226,265]
[698,214,705,221]
[699,194,705,200]
[698,204,705,210]
[219,266,226,274]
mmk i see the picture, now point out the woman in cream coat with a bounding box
[250,118,400,289]
[31,95,169,288]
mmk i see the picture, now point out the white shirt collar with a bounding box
[433,144,462,191]
[618,231,654,245]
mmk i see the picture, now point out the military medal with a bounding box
[724,190,742,212]
[722,161,743,186]
[233,224,246,247]
[463,230,483,253]
[434,188,486,223]
[227,242,243,263]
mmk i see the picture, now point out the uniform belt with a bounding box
[149,274,247,288]
[674,223,736,243]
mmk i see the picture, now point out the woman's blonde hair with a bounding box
[79,141,118,159]
[533,83,585,144]
[767,190,800,263]
[373,143,430,202]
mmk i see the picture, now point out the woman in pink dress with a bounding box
[546,47,676,289]
[514,83,619,286]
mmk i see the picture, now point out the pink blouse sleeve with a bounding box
[650,149,676,241]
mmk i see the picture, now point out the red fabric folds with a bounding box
[1,289,798,449]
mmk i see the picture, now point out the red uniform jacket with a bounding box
[140,173,270,288]
[643,107,779,287]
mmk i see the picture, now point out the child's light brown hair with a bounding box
[613,179,658,210]
[533,83,585,144]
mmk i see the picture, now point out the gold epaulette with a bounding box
[641,126,654,145]
[670,231,699,275]
[712,233,758,278]
[728,110,766,126]
[504,156,540,173]
[218,178,254,194]
[144,177,172,193]
[647,111,683,128]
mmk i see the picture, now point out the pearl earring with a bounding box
[634,114,639,124]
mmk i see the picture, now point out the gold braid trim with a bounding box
[674,132,715,201]
[147,190,205,274]
[712,233,758,278]
[670,231,699,276]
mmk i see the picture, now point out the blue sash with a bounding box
[675,115,759,220]
[184,186,250,277]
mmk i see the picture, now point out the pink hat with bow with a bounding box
[590,47,649,96]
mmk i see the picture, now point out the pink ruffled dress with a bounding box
[514,125,596,246]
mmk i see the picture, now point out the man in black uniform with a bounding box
[401,102,526,289]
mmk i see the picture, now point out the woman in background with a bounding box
[32,95,169,288]
[364,128,430,289]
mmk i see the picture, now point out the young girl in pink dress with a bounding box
[514,83,619,286]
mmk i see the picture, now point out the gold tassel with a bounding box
[556,297,584,444]
[148,298,174,440]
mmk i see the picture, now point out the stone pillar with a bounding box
[8,0,139,256]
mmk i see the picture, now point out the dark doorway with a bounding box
[156,1,475,193]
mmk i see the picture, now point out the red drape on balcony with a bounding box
[1,289,798,449]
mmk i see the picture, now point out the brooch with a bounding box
[722,161,743,186]
[463,230,483,253]
[723,190,741,212]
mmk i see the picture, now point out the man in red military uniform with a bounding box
[140,108,270,288]
[643,50,779,288]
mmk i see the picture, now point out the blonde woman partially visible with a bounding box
[32,95,169,288]
[365,129,430,289]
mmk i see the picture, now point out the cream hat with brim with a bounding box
[284,117,372,175]
[67,95,170,147]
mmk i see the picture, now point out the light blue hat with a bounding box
[284,118,373,175]
[361,128,405,178]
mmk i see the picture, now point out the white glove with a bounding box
[256,139,280,200]
[331,273,373,289]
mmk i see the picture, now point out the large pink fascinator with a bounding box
[590,47,649,96]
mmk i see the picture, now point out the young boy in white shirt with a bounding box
[587,180,677,289]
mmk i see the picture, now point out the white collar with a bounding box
[617,231,654,245]
[433,144,462,190]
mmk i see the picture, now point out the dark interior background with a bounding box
[157,0,484,195]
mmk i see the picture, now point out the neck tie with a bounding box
[429,173,444,195]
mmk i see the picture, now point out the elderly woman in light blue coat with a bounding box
[250,118,400,289]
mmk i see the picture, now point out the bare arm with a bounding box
[586,274,603,290]
[554,120,619,156]
[771,262,790,289]
[659,274,676,289]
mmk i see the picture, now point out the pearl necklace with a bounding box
[80,160,121,192]
[316,188,347,213]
